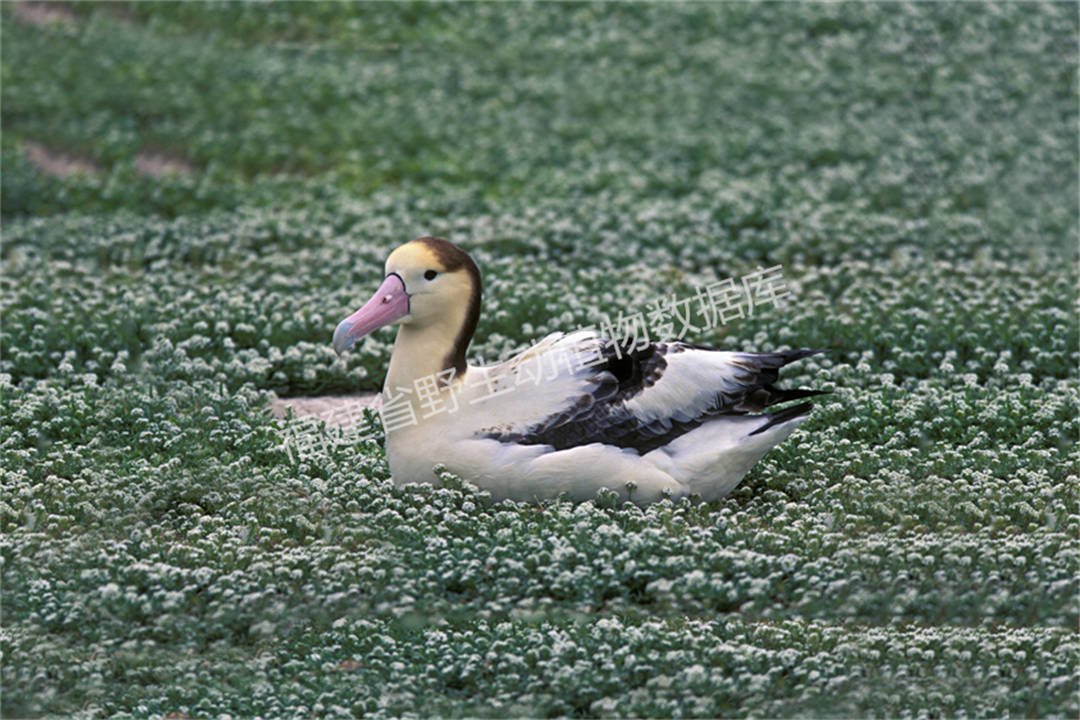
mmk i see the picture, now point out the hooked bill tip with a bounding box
[332,319,356,356]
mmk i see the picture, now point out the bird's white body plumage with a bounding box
[383,329,809,505]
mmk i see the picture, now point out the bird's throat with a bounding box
[384,321,467,396]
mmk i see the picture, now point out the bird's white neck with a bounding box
[384,321,468,395]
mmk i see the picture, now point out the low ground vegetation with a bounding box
[2,3,1077,717]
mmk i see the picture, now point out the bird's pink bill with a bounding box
[333,273,410,355]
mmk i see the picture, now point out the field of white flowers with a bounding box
[2,3,1078,717]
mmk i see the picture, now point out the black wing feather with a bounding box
[482,340,825,453]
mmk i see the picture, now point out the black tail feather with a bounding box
[768,387,830,405]
[725,348,828,412]
[774,348,828,364]
[748,400,816,436]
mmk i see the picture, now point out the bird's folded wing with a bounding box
[468,331,822,453]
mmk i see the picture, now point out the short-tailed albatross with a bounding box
[333,237,823,505]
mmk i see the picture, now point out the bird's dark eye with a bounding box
[424,270,438,280]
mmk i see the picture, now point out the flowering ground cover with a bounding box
[2,3,1077,717]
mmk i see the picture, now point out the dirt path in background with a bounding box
[24,141,100,177]
[24,142,196,180]
[268,392,381,429]
[11,1,76,26]
[135,150,196,178]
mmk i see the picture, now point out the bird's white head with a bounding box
[332,237,481,374]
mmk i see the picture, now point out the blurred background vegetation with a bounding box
[4,0,1077,244]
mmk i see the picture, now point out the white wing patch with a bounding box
[622,347,727,423]
[457,330,606,435]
